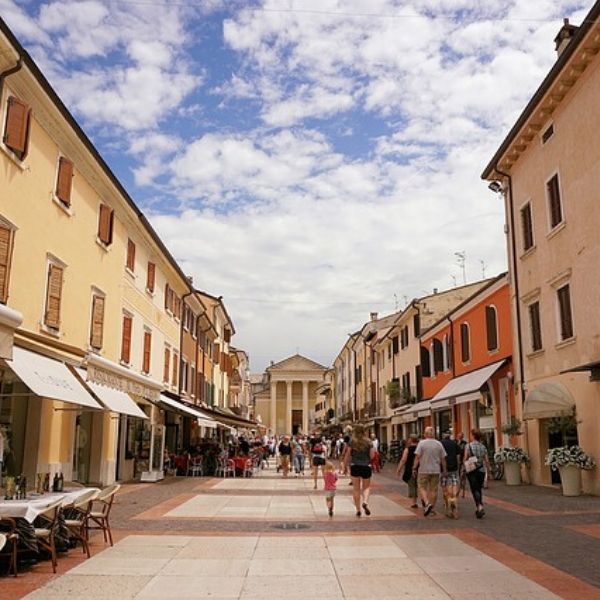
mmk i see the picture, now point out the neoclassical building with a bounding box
[252,354,327,435]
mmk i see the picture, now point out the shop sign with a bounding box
[87,365,160,402]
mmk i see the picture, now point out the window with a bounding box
[142,329,152,374]
[444,335,452,371]
[392,335,399,354]
[420,346,431,377]
[433,338,444,373]
[163,346,170,383]
[460,323,470,363]
[0,222,15,304]
[557,284,574,341]
[213,343,220,364]
[181,359,188,393]
[224,329,231,344]
[172,351,179,387]
[3,96,31,160]
[55,157,74,207]
[521,202,534,251]
[429,344,435,377]
[121,313,133,364]
[547,173,563,229]
[146,262,155,293]
[541,123,554,144]
[44,263,64,330]
[126,239,136,272]
[413,314,420,337]
[190,365,195,396]
[486,305,498,351]
[182,305,190,331]
[89,293,105,350]
[98,204,114,245]
[529,302,542,352]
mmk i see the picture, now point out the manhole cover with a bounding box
[271,523,311,530]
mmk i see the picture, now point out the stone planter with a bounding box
[504,460,521,485]
[558,464,582,497]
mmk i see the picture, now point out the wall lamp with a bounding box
[488,181,503,193]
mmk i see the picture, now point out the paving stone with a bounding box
[136,575,245,598]
[24,575,152,599]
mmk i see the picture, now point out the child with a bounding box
[323,461,338,517]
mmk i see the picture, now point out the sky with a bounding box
[1,0,591,371]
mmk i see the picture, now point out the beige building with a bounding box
[483,6,600,494]
[253,355,327,435]
[333,334,358,428]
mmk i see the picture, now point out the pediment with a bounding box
[267,354,327,373]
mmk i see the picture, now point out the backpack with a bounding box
[313,443,323,454]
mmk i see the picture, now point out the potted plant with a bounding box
[494,446,529,485]
[545,446,596,497]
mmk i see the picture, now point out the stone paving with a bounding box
[4,461,600,599]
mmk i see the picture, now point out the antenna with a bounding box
[394,294,399,311]
[450,274,457,287]
[403,295,409,307]
[480,259,486,279]
[454,251,466,285]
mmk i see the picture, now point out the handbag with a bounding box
[464,456,478,473]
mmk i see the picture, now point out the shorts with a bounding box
[325,491,336,498]
[280,455,290,469]
[350,464,372,479]
[312,456,326,467]
[441,471,460,487]
[417,473,440,493]
[406,476,417,498]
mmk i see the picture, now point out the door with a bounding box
[73,412,93,483]
[292,410,302,435]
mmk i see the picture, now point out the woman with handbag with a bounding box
[396,435,419,508]
[463,429,491,518]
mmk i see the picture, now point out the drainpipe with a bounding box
[0,59,23,102]
[448,315,455,378]
[493,166,528,452]
[180,290,194,398]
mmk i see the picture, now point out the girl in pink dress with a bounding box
[323,462,338,517]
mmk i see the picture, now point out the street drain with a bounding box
[271,523,311,530]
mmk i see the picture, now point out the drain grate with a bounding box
[271,523,311,530]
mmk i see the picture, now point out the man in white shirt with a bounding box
[413,427,447,516]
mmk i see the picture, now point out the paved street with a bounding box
[6,463,600,599]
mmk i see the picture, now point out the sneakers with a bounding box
[355,510,361,517]
[424,503,434,516]
[362,503,371,516]
[328,508,333,517]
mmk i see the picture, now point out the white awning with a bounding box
[74,368,148,419]
[160,394,217,429]
[403,400,431,417]
[523,382,575,420]
[7,347,102,409]
[430,359,506,408]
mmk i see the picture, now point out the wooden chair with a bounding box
[34,498,64,573]
[0,517,19,576]
[87,484,120,546]
[186,454,204,477]
[63,489,99,558]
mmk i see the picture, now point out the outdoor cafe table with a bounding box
[231,455,252,475]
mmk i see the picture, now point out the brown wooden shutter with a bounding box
[529,302,542,351]
[0,225,14,304]
[485,306,498,351]
[147,262,155,292]
[98,205,114,244]
[164,283,170,310]
[433,339,444,373]
[460,323,470,362]
[44,264,63,329]
[213,344,220,364]
[4,97,30,155]
[521,204,533,251]
[121,314,132,363]
[224,329,231,343]
[547,175,562,228]
[172,353,179,386]
[142,330,152,373]
[163,347,170,382]
[55,157,74,206]
[90,295,105,350]
[557,285,573,340]
[126,239,135,271]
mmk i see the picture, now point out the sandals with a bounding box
[362,503,371,516]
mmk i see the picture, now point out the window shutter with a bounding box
[126,239,135,271]
[557,285,573,340]
[460,323,470,362]
[485,306,498,351]
[224,329,231,344]
[521,204,533,251]
[142,331,152,373]
[214,344,220,364]
[44,264,63,329]
[420,346,431,377]
[547,175,562,228]
[172,353,179,387]
[98,205,114,245]
[433,339,444,373]
[121,314,132,363]
[163,347,170,382]
[0,225,14,304]
[90,295,105,349]
[529,302,543,351]
[55,157,74,206]
[164,283,170,310]
[147,262,155,292]
[4,96,30,156]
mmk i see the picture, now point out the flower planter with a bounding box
[558,464,582,497]
[504,460,521,485]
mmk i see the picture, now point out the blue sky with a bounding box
[1,0,591,370]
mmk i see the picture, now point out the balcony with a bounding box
[388,387,418,409]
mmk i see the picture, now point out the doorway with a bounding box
[292,410,302,435]
[73,412,93,483]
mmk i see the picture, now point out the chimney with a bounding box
[370,312,378,322]
[554,18,578,57]
[433,288,438,295]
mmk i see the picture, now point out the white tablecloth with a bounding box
[0,487,99,523]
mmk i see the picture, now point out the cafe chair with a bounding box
[0,517,18,576]
[34,498,64,573]
[243,459,254,478]
[88,484,120,547]
[63,489,99,558]
[224,459,236,478]
[186,455,204,477]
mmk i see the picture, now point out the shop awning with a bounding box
[202,406,257,430]
[523,382,575,420]
[430,359,506,409]
[0,304,22,360]
[561,359,600,381]
[159,394,217,429]
[403,400,431,417]
[391,410,417,425]
[74,368,148,419]
[7,346,102,409]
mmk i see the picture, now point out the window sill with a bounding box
[526,349,545,359]
[125,267,136,280]
[547,221,566,240]
[145,288,155,298]
[555,336,576,350]
[0,143,27,170]
[96,237,111,252]
[51,194,73,216]
[520,245,536,260]
[39,323,61,339]
[119,360,131,368]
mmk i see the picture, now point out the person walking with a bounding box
[322,461,338,517]
[396,434,419,508]
[412,426,447,516]
[310,436,326,489]
[342,424,376,517]
[463,429,491,518]
[440,431,460,519]
[370,433,381,472]
[292,435,305,476]
[278,436,292,478]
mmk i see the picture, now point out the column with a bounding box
[286,380,293,434]
[302,381,309,434]
[270,381,277,434]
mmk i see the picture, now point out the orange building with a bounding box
[419,274,516,450]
